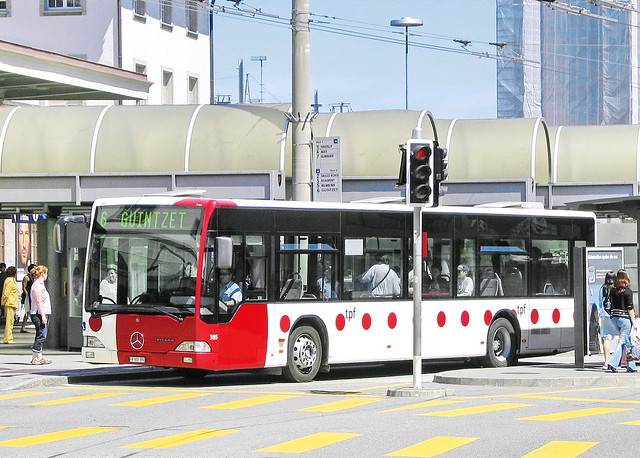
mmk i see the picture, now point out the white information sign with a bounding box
[312,136,342,202]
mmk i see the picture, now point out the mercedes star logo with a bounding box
[130,331,144,350]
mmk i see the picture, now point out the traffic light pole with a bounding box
[412,206,423,388]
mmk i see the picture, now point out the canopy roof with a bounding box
[0,40,150,101]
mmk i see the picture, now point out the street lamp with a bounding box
[251,55,267,103]
[390,17,423,110]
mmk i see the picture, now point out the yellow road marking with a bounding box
[121,429,239,448]
[202,394,296,409]
[0,427,12,430]
[386,436,478,457]
[258,432,360,453]
[457,386,628,400]
[0,427,121,447]
[512,395,640,405]
[0,391,52,400]
[112,392,210,407]
[520,407,629,421]
[522,440,597,457]
[300,397,382,412]
[382,399,463,412]
[421,403,532,417]
[620,420,640,425]
[25,392,130,405]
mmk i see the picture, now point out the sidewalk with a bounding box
[2,320,640,391]
[0,320,170,391]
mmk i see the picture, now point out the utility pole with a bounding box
[291,0,312,201]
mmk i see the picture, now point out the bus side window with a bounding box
[246,236,267,300]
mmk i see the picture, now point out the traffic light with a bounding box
[406,139,434,207]
[433,141,449,206]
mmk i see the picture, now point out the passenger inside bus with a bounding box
[456,264,474,296]
[317,267,339,300]
[426,260,450,295]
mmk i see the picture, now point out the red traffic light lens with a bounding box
[415,146,431,161]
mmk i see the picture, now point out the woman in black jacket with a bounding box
[607,270,638,373]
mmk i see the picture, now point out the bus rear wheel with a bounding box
[283,326,322,382]
[484,318,517,367]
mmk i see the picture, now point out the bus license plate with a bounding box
[129,356,146,363]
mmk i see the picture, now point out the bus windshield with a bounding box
[86,205,203,320]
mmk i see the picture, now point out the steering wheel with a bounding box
[101,296,117,304]
[131,293,148,304]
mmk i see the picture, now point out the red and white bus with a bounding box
[77,195,595,381]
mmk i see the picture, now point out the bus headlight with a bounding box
[84,336,105,348]
[174,341,211,352]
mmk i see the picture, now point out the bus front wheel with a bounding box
[283,326,322,382]
[484,318,517,367]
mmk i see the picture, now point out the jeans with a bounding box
[609,316,636,370]
[30,313,49,353]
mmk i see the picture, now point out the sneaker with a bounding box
[31,358,51,365]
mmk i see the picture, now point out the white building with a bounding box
[0,0,211,105]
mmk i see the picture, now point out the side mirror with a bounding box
[54,215,88,253]
[216,236,233,269]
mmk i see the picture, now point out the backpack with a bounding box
[602,286,613,315]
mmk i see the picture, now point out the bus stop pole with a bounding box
[413,206,423,388]
[573,246,586,369]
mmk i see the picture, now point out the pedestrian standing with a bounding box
[2,266,19,344]
[607,269,638,373]
[20,264,37,333]
[29,265,52,365]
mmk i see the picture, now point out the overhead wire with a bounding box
[143,0,640,99]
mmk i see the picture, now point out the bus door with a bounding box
[200,233,269,369]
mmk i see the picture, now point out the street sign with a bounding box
[312,136,342,202]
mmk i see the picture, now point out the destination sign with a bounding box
[96,205,202,232]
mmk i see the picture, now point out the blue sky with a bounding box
[212,0,497,119]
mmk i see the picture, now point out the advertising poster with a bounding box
[585,248,624,355]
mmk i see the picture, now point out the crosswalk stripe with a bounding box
[386,436,478,457]
[202,394,296,409]
[112,392,210,407]
[522,440,597,457]
[0,427,122,447]
[520,407,630,422]
[0,391,52,401]
[299,397,382,412]
[121,429,240,448]
[25,392,130,406]
[258,432,360,453]
[382,399,463,413]
[513,395,640,405]
[420,403,532,417]
[619,420,640,425]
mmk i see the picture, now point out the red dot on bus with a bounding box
[484,310,492,326]
[552,308,560,324]
[89,317,102,332]
[336,314,345,331]
[280,315,291,333]
[437,311,446,327]
[362,313,372,330]
[511,309,517,316]
[388,313,397,329]
[461,311,469,327]
[531,309,539,324]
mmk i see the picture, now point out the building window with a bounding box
[162,70,173,104]
[47,0,81,9]
[41,0,83,15]
[0,0,9,17]
[186,0,198,33]
[161,0,172,25]
[188,76,199,104]
[133,0,145,16]
[135,62,147,105]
